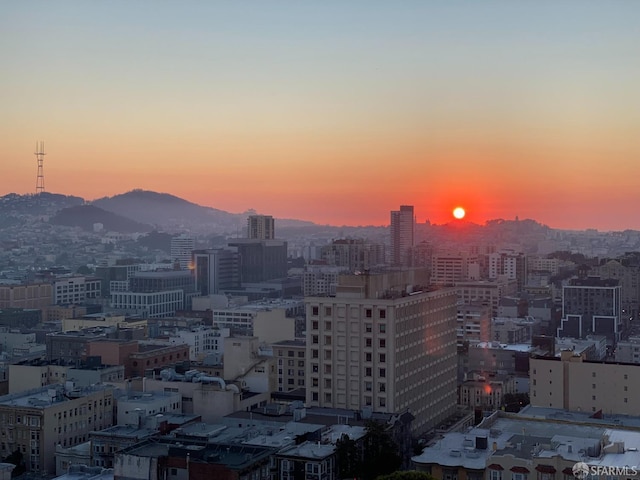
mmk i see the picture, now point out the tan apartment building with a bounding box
[0,384,115,473]
[457,304,491,347]
[305,270,458,435]
[455,279,518,317]
[530,351,640,415]
[272,339,306,392]
[431,251,479,286]
[0,283,52,310]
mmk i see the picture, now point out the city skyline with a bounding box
[1,2,639,231]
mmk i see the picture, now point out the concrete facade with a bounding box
[305,271,457,435]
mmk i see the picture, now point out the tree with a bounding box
[362,420,402,480]
[76,264,93,275]
[336,433,362,479]
[2,449,24,477]
[376,472,437,480]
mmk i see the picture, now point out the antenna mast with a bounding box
[35,141,46,194]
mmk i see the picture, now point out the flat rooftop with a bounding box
[0,385,111,409]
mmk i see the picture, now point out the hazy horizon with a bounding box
[2,2,639,231]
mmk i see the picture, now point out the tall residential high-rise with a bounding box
[305,270,458,434]
[170,234,195,270]
[247,215,275,240]
[390,205,415,267]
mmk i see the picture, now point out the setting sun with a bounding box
[453,207,466,220]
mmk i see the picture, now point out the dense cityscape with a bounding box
[3,2,640,480]
[1,190,640,480]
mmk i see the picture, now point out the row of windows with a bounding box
[309,391,387,407]
[310,306,387,319]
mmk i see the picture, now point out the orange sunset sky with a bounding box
[1,2,639,230]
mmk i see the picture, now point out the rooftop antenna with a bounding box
[35,141,46,194]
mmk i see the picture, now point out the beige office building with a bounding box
[305,271,457,434]
[531,351,640,415]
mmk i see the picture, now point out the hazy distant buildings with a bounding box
[390,205,415,267]
[305,271,457,434]
[192,248,240,296]
[431,251,479,286]
[247,214,275,240]
[320,238,385,272]
[111,270,196,317]
[52,276,101,305]
[170,234,195,270]
[456,304,491,347]
[95,260,144,297]
[228,239,288,282]
[0,282,52,310]
[557,277,622,345]
[488,250,527,292]
[591,258,640,319]
[302,265,343,297]
[455,279,518,317]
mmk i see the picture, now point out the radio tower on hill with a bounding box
[35,141,46,194]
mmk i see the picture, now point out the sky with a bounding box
[1,1,639,230]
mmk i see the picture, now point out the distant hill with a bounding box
[91,189,316,232]
[0,192,84,216]
[92,189,243,230]
[51,204,152,233]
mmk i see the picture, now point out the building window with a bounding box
[365,338,372,348]
[325,307,332,316]
[379,354,386,363]
[489,471,502,480]
[379,368,386,378]
[366,309,372,318]
[379,339,386,348]
[312,306,319,316]
[379,309,386,319]
[325,321,332,330]
[379,324,386,334]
